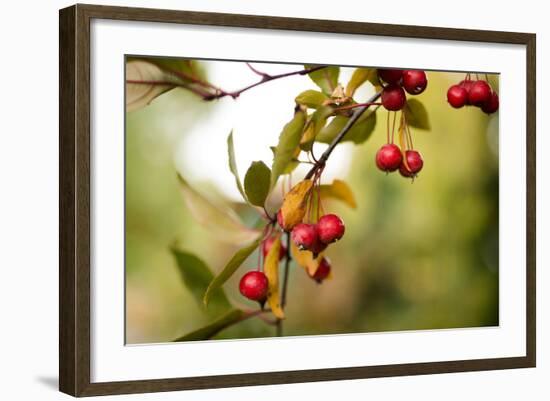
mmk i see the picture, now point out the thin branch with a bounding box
[246,63,271,79]
[276,232,293,337]
[204,65,327,101]
[305,91,382,180]
[333,101,383,112]
[127,65,328,102]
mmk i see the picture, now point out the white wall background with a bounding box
[0,0,546,400]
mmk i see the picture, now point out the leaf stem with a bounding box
[305,90,382,180]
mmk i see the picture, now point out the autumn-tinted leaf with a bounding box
[178,175,260,245]
[279,180,314,231]
[126,60,175,112]
[404,99,431,130]
[345,67,381,97]
[129,56,203,81]
[316,109,377,144]
[304,65,340,95]
[227,131,247,203]
[244,161,271,207]
[397,123,412,172]
[295,90,329,109]
[203,237,262,306]
[319,179,357,208]
[291,242,325,276]
[271,111,306,188]
[171,248,231,315]
[264,236,285,319]
[173,309,246,342]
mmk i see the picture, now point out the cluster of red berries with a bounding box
[290,214,344,256]
[287,213,343,284]
[447,75,499,114]
[374,68,426,180]
[378,69,428,111]
[239,214,343,302]
[376,144,423,178]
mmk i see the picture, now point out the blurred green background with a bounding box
[125,61,499,344]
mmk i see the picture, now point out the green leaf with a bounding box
[271,111,306,188]
[316,109,377,144]
[227,131,247,203]
[295,90,329,109]
[171,248,231,315]
[304,65,340,95]
[203,237,262,306]
[345,67,380,97]
[177,175,260,245]
[174,309,246,342]
[404,99,431,130]
[300,106,334,151]
[270,147,300,175]
[244,161,271,207]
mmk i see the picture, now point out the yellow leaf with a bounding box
[398,121,411,172]
[264,236,285,319]
[319,179,357,209]
[291,242,324,277]
[280,180,314,231]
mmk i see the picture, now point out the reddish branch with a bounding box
[127,64,327,101]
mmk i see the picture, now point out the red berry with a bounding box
[239,271,268,301]
[310,257,331,283]
[291,223,318,251]
[381,85,406,111]
[402,70,427,95]
[376,143,403,172]
[317,214,345,244]
[481,91,499,114]
[262,236,286,260]
[378,68,403,85]
[459,80,474,105]
[399,150,423,178]
[468,80,492,106]
[447,85,468,108]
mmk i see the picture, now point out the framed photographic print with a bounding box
[59,4,536,397]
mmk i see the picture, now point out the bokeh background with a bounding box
[125,59,499,344]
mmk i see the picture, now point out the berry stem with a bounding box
[305,90,382,180]
[386,110,390,144]
[391,111,397,144]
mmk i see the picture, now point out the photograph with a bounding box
[124,56,500,345]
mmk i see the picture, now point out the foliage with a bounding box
[125,60,499,343]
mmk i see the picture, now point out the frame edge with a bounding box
[59,4,77,397]
[59,3,537,396]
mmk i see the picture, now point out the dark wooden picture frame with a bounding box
[59,3,536,397]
